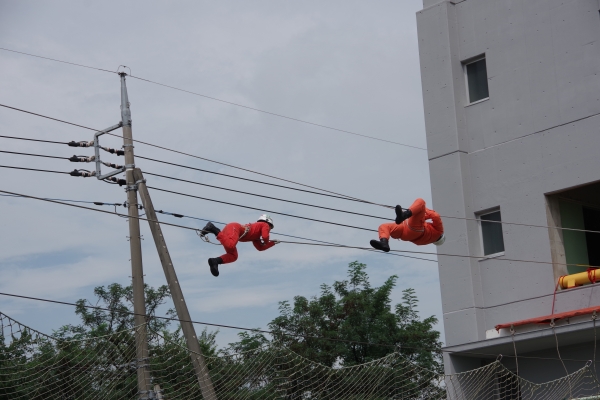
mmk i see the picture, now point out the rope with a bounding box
[510,325,519,377]
[552,279,562,315]
[551,320,573,399]
[195,231,221,246]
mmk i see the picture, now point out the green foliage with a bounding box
[268,261,443,372]
[0,262,444,399]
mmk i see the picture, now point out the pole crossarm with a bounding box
[135,168,217,399]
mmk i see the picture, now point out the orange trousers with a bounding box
[378,198,444,246]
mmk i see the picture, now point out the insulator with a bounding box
[69,155,95,163]
[70,169,95,178]
[102,161,124,169]
[101,146,125,156]
[68,141,94,148]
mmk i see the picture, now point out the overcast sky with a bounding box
[0,0,441,347]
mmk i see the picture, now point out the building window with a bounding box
[559,200,600,273]
[464,57,489,103]
[479,210,505,256]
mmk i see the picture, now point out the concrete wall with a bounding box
[417,0,600,367]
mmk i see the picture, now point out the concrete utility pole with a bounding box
[120,73,153,398]
[134,168,217,400]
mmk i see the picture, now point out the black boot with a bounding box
[208,257,223,277]
[370,238,390,252]
[201,222,221,236]
[395,205,412,224]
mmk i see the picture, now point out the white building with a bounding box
[416,0,600,384]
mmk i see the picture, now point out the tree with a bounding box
[54,282,172,339]
[268,261,443,372]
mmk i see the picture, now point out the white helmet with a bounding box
[257,214,274,229]
[433,234,446,246]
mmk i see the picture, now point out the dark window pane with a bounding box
[467,58,489,103]
[583,206,600,267]
[481,211,505,255]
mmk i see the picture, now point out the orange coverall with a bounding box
[216,221,276,264]
[378,198,444,246]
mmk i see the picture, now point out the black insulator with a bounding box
[117,179,126,186]
[172,213,184,218]
[68,141,80,147]
[116,150,125,156]
[156,210,164,214]
[69,155,82,162]
[93,202,104,206]
[69,169,82,177]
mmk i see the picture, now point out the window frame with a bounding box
[463,55,490,105]
[477,208,506,258]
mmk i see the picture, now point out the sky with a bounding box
[0,0,441,348]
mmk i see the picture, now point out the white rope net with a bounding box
[0,311,599,399]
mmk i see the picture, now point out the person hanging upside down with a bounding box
[200,214,279,277]
[370,198,445,252]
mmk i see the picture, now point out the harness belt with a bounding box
[404,220,425,233]
[239,224,250,240]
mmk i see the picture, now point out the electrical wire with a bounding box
[0,47,117,74]
[0,102,388,205]
[1,192,434,263]
[1,290,599,364]
[2,187,597,269]
[127,74,426,150]
[145,171,389,221]
[137,155,369,203]
[0,165,70,175]
[0,149,68,160]
[147,186,377,232]
[1,112,599,234]
[0,134,69,145]
[0,46,426,150]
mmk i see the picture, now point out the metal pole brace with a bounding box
[93,122,125,180]
[125,178,146,192]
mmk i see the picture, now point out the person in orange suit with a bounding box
[370,198,445,252]
[200,214,279,277]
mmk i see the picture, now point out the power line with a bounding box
[0,102,383,204]
[0,111,600,233]
[137,155,368,203]
[0,134,69,145]
[147,186,377,233]
[1,191,434,264]
[0,46,426,150]
[0,135,383,203]
[1,290,598,364]
[276,240,600,269]
[0,164,70,175]
[145,171,389,221]
[0,291,397,349]
[1,187,597,269]
[0,47,117,74]
[0,149,68,160]
[128,74,427,150]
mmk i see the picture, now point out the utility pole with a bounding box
[120,73,153,398]
[134,168,217,400]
